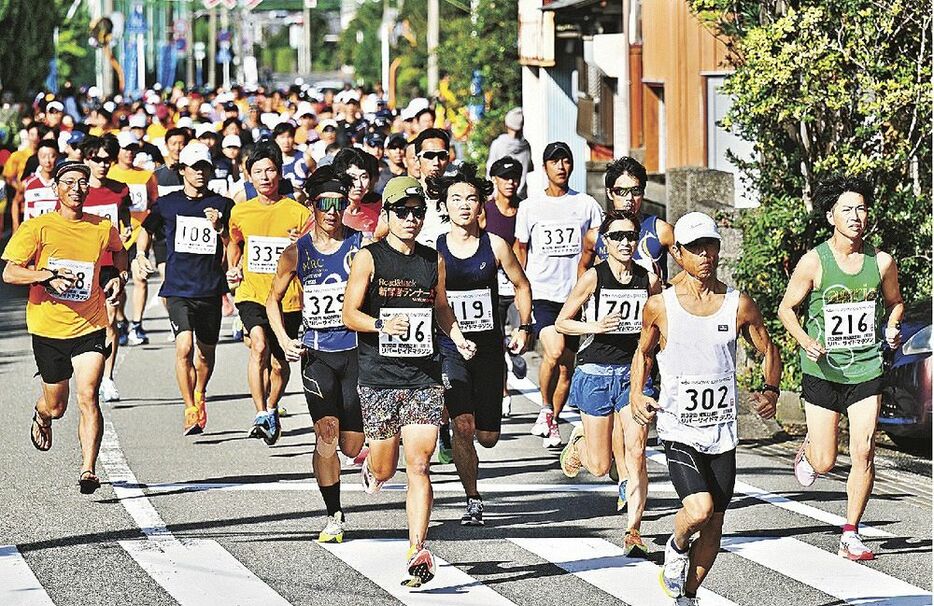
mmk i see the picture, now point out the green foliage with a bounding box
[688,0,933,389]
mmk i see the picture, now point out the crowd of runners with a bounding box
[0,84,905,602]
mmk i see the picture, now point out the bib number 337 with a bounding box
[677,371,736,427]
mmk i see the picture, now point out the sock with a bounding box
[439,423,452,449]
[320,482,342,517]
[842,523,857,534]
[685,592,697,598]
[466,494,482,501]
[671,536,690,554]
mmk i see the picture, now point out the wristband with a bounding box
[763,384,780,396]
[518,323,533,333]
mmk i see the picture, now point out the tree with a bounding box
[688,0,932,388]
[0,0,60,97]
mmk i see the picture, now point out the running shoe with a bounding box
[509,352,527,379]
[794,436,818,487]
[278,403,290,417]
[609,456,619,483]
[263,409,281,445]
[183,406,202,436]
[623,528,649,557]
[838,531,875,561]
[560,424,585,477]
[116,320,129,347]
[127,323,149,346]
[317,511,345,544]
[674,597,699,606]
[194,391,207,431]
[659,534,691,598]
[360,456,384,494]
[351,445,369,467]
[99,377,120,403]
[617,479,629,512]
[543,417,562,448]
[249,411,270,439]
[502,394,512,418]
[401,543,436,588]
[437,424,453,464]
[460,498,484,526]
[230,317,244,342]
[531,407,552,437]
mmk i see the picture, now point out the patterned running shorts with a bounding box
[358,385,444,440]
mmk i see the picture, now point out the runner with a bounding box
[267,167,366,543]
[404,139,421,179]
[342,176,476,587]
[556,210,662,556]
[1,160,128,494]
[629,212,781,604]
[413,128,452,249]
[333,148,382,236]
[429,164,532,526]
[3,122,47,234]
[227,141,311,444]
[136,143,233,435]
[18,140,59,227]
[777,175,904,561]
[515,141,603,448]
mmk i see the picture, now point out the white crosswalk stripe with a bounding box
[0,546,55,606]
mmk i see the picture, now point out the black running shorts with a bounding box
[663,440,736,513]
[301,348,364,433]
[167,296,223,345]
[801,374,883,414]
[441,342,505,434]
[32,329,107,384]
[236,301,301,360]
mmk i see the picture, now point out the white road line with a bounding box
[0,546,55,606]
[100,420,291,605]
[137,480,676,494]
[321,538,518,606]
[510,537,738,606]
[721,535,931,605]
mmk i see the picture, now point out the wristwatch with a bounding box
[374,318,384,333]
[518,323,533,333]
[763,384,781,396]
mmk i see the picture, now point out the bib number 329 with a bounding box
[379,308,433,357]
[677,371,736,427]
[823,300,876,351]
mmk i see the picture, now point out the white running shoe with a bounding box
[543,417,562,448]
[99,378,120,402]
[660,535,691,598]
[674,597,699,605]
[531,407,552,437]
[360,456,384,494]
[839,531,875,561]
[502,395,512,417]
[317,511,345,543]
[794,436,819,487]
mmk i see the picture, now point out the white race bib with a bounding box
[823,300,876,351]
[45,258,94,302]
[128,183,148,212]
[85,203,119,227]
[677,371,737,427]
[24,198,56,220]
[379,308,433,357]
[598,289,647,334]
[246,236,290,274]
[497,268,515,297]
[303,281,346,329]
[536,221,580,256]
[448,288,494,332]
[207,178,229,196]
[175,215,217,255]
[157,184,183,197]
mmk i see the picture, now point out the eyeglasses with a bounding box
[609,186,644,198]
[314,196,348,213]
[89,155,112,165]
[58,178,89,190]
[604,230,639,242]
[417,150,449,162]
[389,205,427,220]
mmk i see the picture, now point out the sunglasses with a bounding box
[89,155,113,164]
[417,150,449,161]
[609,186,644,198]
[389,205,427,220]
[314,196,348,213]
[604,230,639,242]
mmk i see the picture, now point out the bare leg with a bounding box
[247,326,270,413]
[194,340,216,395]
[267,354,291,410]
[72,351,106,474]
[684,511,725,595]
[577,413,614,476]
[844,395,882,526]
[619,405,649,531]
[401,424,439,547]
[802,401,841,474]
[174,332,196,408]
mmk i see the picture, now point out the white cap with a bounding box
[178,142,214,167]
[128,114,147,129]
[319,118,338,130]
[57,131,71,152]
[176,116,193,129]
[195,123,217,138]
[673,212,722,245]
[504,107,523,131]
[222,135,242,148]
[87,86,101,99]
[199,102,214,115]
[405,97,430,119]
[46,100,64,113]
[117,131,140,149]
[296,101,315,117]
[176,96,190,109]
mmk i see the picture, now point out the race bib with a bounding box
[303,281,346,329]
[175,215,217,255]
[157,184,183,197]
[537,221,580,256]
[246,236,290,274]
[677,371,737,427]
[823,301,876,350]
[379,308,433,357]
[598,289,647,334]
[85,203,119,227]
[448,288,494,332]
[24,198,56,220]
[128,183,148,212]
[207,178,229,196]
[497,268,515,297]
[45,258,94,302]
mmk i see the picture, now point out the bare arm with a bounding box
[777,250,825,362]
[554,269,603,336]
[578,228,597,276]
[341,248,378,332]
[629,294,663,425]
[434,255,474,358]
[515,240,528,269]
[492,234,532,326]
[739,293,782,419]
[266,243,304,361]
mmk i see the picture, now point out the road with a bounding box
[0,278,931,606]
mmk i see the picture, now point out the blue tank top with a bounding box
[296,230,363,352]
[595,214,668,281]
[437,231,502,348]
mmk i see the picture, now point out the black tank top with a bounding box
[358,239,442,388]
[437,231,501,349]
[576,261,649,366]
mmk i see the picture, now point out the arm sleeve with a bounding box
[228,209,243,244]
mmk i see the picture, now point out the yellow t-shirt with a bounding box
[1,212,124,339]
[107,164,156,244]
[229,197,310,310]
[3,148,32,182]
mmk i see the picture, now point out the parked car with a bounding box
[879,299,932,451]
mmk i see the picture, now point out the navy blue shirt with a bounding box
[142,190,235,298]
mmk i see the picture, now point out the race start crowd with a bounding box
[0,83,905,602]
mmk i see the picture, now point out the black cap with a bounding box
[543,141,573,162]
[490,156,522,179]
[223,101,237,112]
[364,132,385,148]
[386,133,408,149]
[54,160,91,181]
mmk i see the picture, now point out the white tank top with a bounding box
[656,286,740,454]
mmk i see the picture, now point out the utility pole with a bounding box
[185,3,195,88]
[101,0,115,96]
[615,0,631,157]
[427,0,439,96]
[208,7,217,89]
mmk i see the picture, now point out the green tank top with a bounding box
[800,241,884,384]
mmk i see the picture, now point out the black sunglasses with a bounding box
[389,205,427,220]
[417,150,449,161]
[609,186,644,198]
[604,230,639,242]
[89,155,113,164]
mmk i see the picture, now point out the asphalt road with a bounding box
[0,278,931,606]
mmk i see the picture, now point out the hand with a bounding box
[204,207,222,229]
[43,268,75,295]
[103,277,124,306]
[591,313,622,334]
[226,266,243,288]
[885,325,901,350]
[751,390,778,420]
[133,255,154,279]
[630,393,659,426]
[288,227,301,243]
[508,328,529,355]
[456,338,477,361]
[382,314,409,336]
[801,337,825,362]
[282,338,305,362]
[120,226,133,242]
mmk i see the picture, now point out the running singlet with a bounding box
[800,241,884,384]
[297,230,363,352]
[655,287,740,454]
[577,262,650,366]
[595,214,668,281]
[229,196,311,311]
[357,239,441,388]
[1,212,123,339]
[84,180,130,267]
[483,200,518,297]
[281,150,308,190]
[155,164,184,197]
[22,174,57,220]
[437,231,501,349]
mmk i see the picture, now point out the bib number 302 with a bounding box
[677,371,736,427]
[379,308,433,357]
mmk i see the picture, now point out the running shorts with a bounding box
[32,329,107,384]
[98,265,119,288]
[663,440,736,513]
[358,385,444,441]
[236,301,301,360]
[441,343,505,433]
[801,374,883,414]
[167,296,223,345]
[569,363,658,417]
[532,298,579,350]
[301,349,363,433]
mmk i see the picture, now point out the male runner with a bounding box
[137,143,233,435]
[2,161,128,494]
[629,212,781,605]
[268,167,365,543]
[778,175,903,561]
[412,128,452,249]
[18,140,59,227]
[227,142,310,443]
[343,176,476,587]
[515,141,603,447]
